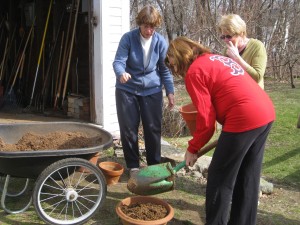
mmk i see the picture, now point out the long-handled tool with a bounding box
[5,20,35,105]
[127,140,218,195]
[54,0,74,109]
[27,0,53,109]
[38,10,65,111]
[61,0,80,106]
[0,38,9,82]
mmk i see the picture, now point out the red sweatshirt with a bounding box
[185,54,275,154]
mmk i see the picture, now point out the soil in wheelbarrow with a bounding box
[120,202,168,220]
[0,131,103,151]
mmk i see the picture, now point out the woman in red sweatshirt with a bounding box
[166,37,275,225]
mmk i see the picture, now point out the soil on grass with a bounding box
[120,202,168,220]
[0,131,103,151]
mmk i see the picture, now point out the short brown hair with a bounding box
[136,5,162,27]
[165,37,211,78]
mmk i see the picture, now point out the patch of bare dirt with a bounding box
[0,131,103,151]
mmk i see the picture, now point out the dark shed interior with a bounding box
[0,0,91,120]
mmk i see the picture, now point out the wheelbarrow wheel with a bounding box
[32,157,107,225]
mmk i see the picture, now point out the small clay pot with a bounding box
[116,196,174,225]
[77,153,100,172]
[98,161,124,185]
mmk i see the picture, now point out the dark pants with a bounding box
[205,122,273,225]
[115,88,163,169]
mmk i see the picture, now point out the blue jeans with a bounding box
[115,88,163,169]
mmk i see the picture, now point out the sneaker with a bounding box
[129,168,139,178]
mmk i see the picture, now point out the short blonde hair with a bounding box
[136,5,162,27]
[217,14,247,37]
[165,37,211,78]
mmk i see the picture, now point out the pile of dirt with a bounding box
[0,131,103,151]
[120,202,168,220]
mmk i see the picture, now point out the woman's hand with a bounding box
[226,40,250,74]
[226,41,240,60]
[120,72,131,83]
[167,93,175,109]
[185,150,198,167]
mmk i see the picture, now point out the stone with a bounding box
[260,177,274,194]
[193,156,212,174]
[191,170,203,179]
[161,144,185,162]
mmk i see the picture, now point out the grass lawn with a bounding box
[263,80,300,186]
[164,78,300,187]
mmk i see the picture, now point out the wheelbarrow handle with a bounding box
[173,140,218,173]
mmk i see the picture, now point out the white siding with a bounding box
[93,0,129,137]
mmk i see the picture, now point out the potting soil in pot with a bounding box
[120,202,168,220]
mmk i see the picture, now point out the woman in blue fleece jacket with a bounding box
[113,5,175,176]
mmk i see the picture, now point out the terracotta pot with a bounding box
[116,196,174,225]
[98,161,124,185]
[179,103,197,135]
[77,152,100,172]
[89,153,100,164]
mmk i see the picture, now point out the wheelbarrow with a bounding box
[0,121,113,225]
[127,140,218,195]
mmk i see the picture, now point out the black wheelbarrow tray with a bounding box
[0,121,113,225]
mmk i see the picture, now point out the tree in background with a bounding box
[130,0,300,87]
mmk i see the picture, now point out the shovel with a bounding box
[127,140,218,195]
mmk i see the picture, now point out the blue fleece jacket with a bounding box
[113,28,174,96]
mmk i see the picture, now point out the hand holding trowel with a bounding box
[127,139,218,195]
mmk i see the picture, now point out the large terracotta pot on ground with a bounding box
[116,196,174,225]
[98,161,124,185]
